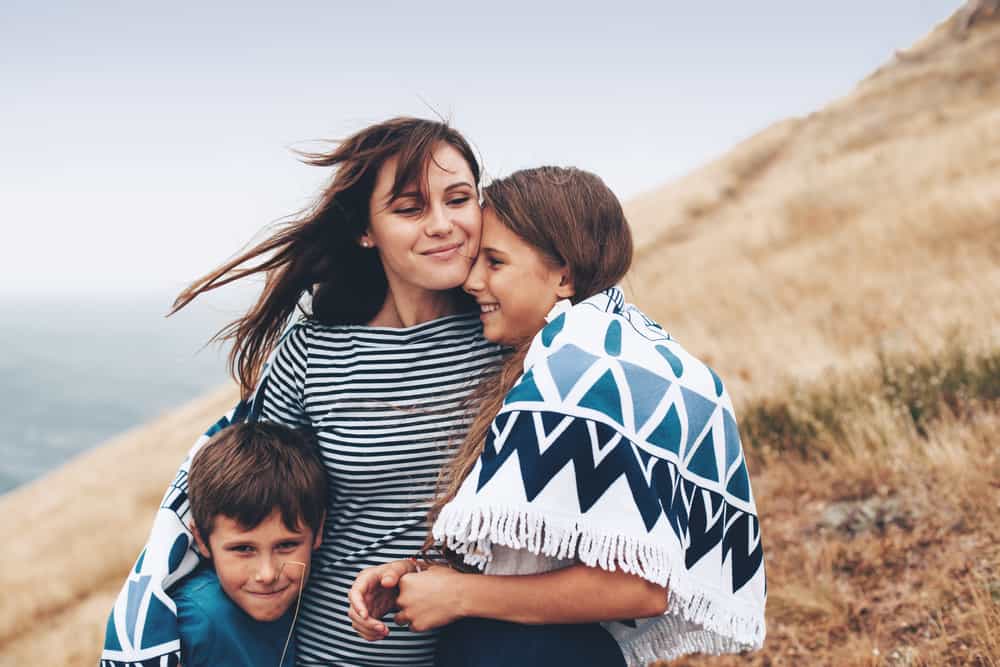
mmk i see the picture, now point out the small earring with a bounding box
[361,240,371,248]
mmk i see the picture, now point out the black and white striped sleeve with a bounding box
[259,320,310,428]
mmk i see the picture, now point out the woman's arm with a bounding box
[393,564,668,633]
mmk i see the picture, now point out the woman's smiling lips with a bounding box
[421,242,463,260]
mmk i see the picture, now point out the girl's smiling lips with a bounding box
[421,242,463,259]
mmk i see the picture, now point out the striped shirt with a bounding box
[260,311,502,666]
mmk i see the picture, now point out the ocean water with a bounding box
[0,292,247,495]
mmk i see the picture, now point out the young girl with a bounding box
[349,167,766,666]
[103,118,504,667]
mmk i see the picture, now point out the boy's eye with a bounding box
[277,541,303,551]
[229,545,255,554]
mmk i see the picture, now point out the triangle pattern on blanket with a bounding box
[723,408,742,471]
[126,575,151,647]
[727,459,752,503]
[141,593,179,649]
[618,358,671,431]
[505,369,544,404]
[681,386,716,459]
[646,403,682,455]
[578,369,624,425]
[687,428,719,483]
[548,344,599,400]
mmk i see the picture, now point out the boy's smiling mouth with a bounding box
[245,585,292,597]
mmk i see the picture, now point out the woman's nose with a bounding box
[425,205,454,236]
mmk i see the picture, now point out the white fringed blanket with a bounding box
[433,287,766,665]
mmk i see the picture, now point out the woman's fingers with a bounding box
[379,559,414,588]
[348,604,389,641]
[349,568,381,619]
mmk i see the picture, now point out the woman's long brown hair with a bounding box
[426,167,634,555]
[171,117,481,399]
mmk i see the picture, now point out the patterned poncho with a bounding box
[433,287,766,664]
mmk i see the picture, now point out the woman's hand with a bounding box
[393,565,467,632]
[348,559,416,641]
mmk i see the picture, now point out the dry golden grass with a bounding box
[623,12,1000,402]
[658,344,1000,666]
[3,9,1000,667]
[0,385,239,667]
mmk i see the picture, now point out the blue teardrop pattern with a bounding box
[708,366,724,397]
[655,344,684,377]
[604,320,622,356]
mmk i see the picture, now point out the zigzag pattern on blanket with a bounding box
[479,409,764,594]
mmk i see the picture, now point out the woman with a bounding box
[102,117,503,667]
[349,167,767,666]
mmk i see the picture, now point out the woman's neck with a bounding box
[367,285,461,328]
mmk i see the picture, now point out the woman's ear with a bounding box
[555,269,575,299]
[190,522,211,559]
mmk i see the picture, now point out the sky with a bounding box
[1,0,961,297]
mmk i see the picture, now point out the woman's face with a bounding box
[463,208,574,345]
[363,143,480,298]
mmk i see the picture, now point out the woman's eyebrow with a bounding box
[444,181,474,192]
[482,246,508,256]
[392,190,423,201]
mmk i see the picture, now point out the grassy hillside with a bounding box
[2,9,999,667]
[623,11,1000,402]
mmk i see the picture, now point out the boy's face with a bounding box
[193,509,322,622]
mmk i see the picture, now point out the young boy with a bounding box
[172,421,328,667]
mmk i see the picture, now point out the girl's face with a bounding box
[363,143,480,298]
[463,208,574,345]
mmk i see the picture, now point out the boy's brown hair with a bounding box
[187,422,328,545]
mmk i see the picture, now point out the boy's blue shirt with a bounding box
[172,563,295,667]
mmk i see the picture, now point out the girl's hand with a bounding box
[348,559,416,641]
[393,565,467,632]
